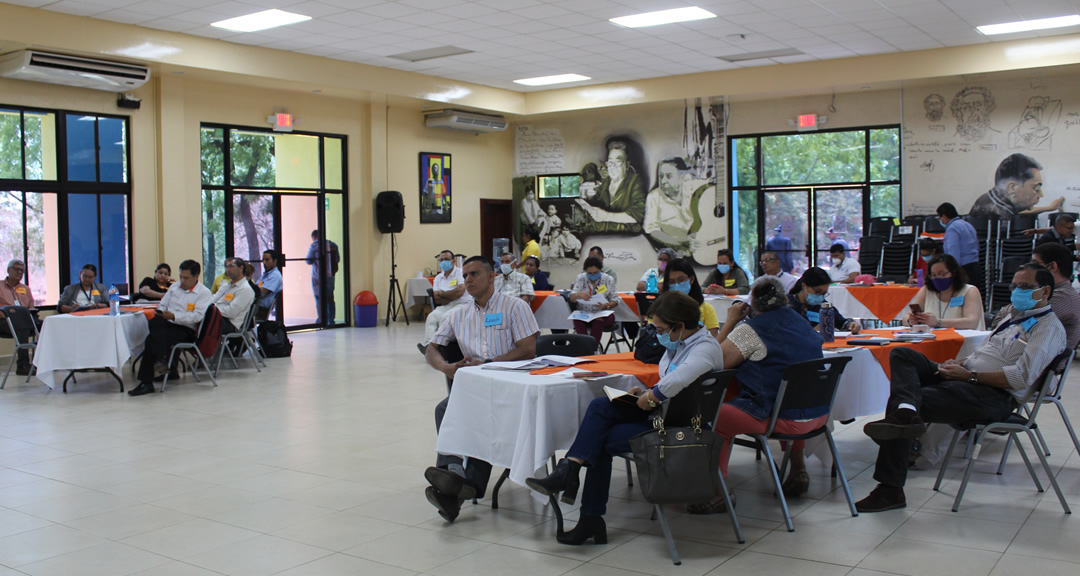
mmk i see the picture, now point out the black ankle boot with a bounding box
[525,458,582,504]
[557,514,607,545]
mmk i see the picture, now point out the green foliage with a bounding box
[736,189,758,269]
[870,128,900,182]
[201,128,224,186]
[733,138,757,187]
[871,185,900,218]
[0,111,21,179]
[762,131,866,185]
[230,131,275,187]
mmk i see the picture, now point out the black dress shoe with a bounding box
[153,370,179,383]
[855,484,906,513]
[417,343,428,355]
[557,513,607,545]
[128,382,156,396]
[425,466,477,500]
[863,408,926,441]
[425,486,461,522]
[526,458,582,504]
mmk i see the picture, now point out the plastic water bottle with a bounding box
[108,284,120,316]
[916,269,924,288]
[819,302,835,343]
[646,269,658,293]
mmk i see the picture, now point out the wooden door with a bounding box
[479,199,513,260]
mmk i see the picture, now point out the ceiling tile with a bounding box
[42,1,111,16]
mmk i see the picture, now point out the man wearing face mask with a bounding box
[636,248,677,292]
[856,263,1066,512]
[936,202,981,287]
[493,253,534,302]
[420,250,473,353]
[825,244,860,284]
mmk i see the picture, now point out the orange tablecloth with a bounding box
[920,232,945,239]
[530,291,638,315]
[824,328,964,378]
[844,285,920,324]
[530,352,660,387]
[72,306,156,320]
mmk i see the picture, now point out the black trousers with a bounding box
[872,347,1016,487]
[434,396,493,498]
[137,316,196,384]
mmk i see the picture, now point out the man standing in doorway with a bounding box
[306,230,340,325]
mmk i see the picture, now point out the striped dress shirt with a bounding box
[494,271,535,299]
[431,291,539,361]
[967,304,1066,404]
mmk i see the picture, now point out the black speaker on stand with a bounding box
[376,191,408,326]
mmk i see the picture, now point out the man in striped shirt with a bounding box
[856,263,1066,512]
[423,255,540,522]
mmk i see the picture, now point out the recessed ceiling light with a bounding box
[514,74,591,86]
[716,48,804,62]
[977,14,1080,35]
[610,6,716,29]
[211,9,311,33]
[389,46,474,63]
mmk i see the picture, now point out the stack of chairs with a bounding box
[879,242,915,283]
[901,215,925,236]
[868,216,895,239]
[923,215,945,234]
[858,235,885,277]
[961,214,995,306]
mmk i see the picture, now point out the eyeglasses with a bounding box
[1011,283,1042,291]
[759,257,777,263]
[654,323,679,335]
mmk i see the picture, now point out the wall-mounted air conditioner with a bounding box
[0,50,150,92]
[424,109,508,133]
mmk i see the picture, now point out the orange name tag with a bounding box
[186,303,195,312]
[91,290,101,296]
[15,287,26,294]
[258,281,264,287]
[224,293,234,301]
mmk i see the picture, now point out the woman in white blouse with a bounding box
[904,254,985,330]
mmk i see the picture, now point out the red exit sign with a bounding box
[797,113,818,130]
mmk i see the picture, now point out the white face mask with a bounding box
[832,257,842,267]
[500,264,513,275]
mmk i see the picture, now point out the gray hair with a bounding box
[750,276,787,313]
[7,259,25,270]
[657,248,678,261]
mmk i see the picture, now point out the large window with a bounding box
[0,106,131,305]
[730,126,900,274]
[200,125,348,329]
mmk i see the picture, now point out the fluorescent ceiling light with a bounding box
[211,9,311,33]
[514,74,591,86]
[977,14,1080,35]
[717,48,805,62]
[389,46,473,62]
[610,6,716,29]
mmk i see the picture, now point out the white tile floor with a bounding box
[0,322,1078,575]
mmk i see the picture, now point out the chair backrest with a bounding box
[868,216,894,238]
[998,255,1029,281]
[858,235,884,275]
[962,214,992,236]
[439,340,464,364]
[661,369,738,429]
[634,292,659,320]
[766,356,853,435]
[1047,345,1078,399]
[537,334,596,357]
[0,306,38,343]
[879,242,914,278]
[427,288,438,310]
[1009,213,1038,237]
[923,216,945,234]
[1022,348,1074,423]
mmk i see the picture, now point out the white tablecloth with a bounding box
[828,285,917,323]
[435,367,640,490]
[532,293,640,330]
[405,277,433,309]
[32,313,150,389]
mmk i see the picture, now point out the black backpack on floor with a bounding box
[257,321,293,358]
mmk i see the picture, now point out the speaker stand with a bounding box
[385,232,409,326]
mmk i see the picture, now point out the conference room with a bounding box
[2,1,1080,575]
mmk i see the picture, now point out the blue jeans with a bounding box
[312,276,336,324]
[567,397,652,516]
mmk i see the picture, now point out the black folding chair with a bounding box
[857,235,884,277]
[878,242,915,283]
[742,356,855,532]
[1,306,38,389]
[923,215,945,234]
[933,349,1073,513]
[536,334,595,358]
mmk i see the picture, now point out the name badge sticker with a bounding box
[597,284,607,293]
[15,287,26,294]
[724,279,736,287]
[531,278,536,285]
[1021,317,1037,332]
[949,296,965,307]
[224,293,235,302]
[186,303,196,312]
[91,290,101,296]
[258,281,264,287]
[484,313,503,327]
[807,310,820,323]
[450,280,458,286]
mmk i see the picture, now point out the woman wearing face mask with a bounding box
[907,239,943,285]
[905,254,985,329]
[787,267,862,334]
[661,258,719,337]
[525,291,723,545]
[569,256,619,348]
[636,247,678,291]
[687,276,827,511]
[702,249,750,296]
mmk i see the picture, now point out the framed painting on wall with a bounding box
[419,152,451,224]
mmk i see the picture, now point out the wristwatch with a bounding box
[968,370,978,384]
[646,392,658,408]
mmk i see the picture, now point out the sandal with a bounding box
[686,490,736,514]
[781,470,810,498]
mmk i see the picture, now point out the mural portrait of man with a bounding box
[951,86,998,141]
[969,153,1063,219]
[923,93,945,122]
[643,156,712,255]
[576,138,646,234]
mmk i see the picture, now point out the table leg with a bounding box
[491,469,511,510]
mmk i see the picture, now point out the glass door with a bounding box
[813,187,866,267]
[763,189,810,275]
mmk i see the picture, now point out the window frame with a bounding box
[536,173,583,198]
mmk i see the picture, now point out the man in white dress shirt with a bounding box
[826,243,861,284]
[213,257,256,334]
[494,253,534,302]
[420,250,474,351]
[760,251,798,293]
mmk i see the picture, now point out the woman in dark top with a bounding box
[787,267,861,333]
[136,263,172,301]
[702,249,751,295]
[523,256,553,291]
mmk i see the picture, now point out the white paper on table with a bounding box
[536,355,591,366]
[483,359,541,370]
[834,331,852,338]
[568,309,615,322]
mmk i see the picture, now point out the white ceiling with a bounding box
[12,0,1080,91]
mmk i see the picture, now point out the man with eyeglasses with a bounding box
[855,263,1065,512]
[0,259,36,375]
[1034,214,1077,254]
[580,140,646,234]
[759,251,797,293]
[213,258,256,335]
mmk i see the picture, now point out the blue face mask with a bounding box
[921,255,932,263]
[586,272,602,282]
[716,264,731,274]
[806,292,826,306]
[657,328,682,350]
[439,260,453,272]
[500,264,513,275]
[1011,287,1041,312]
[669,280,691,294]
